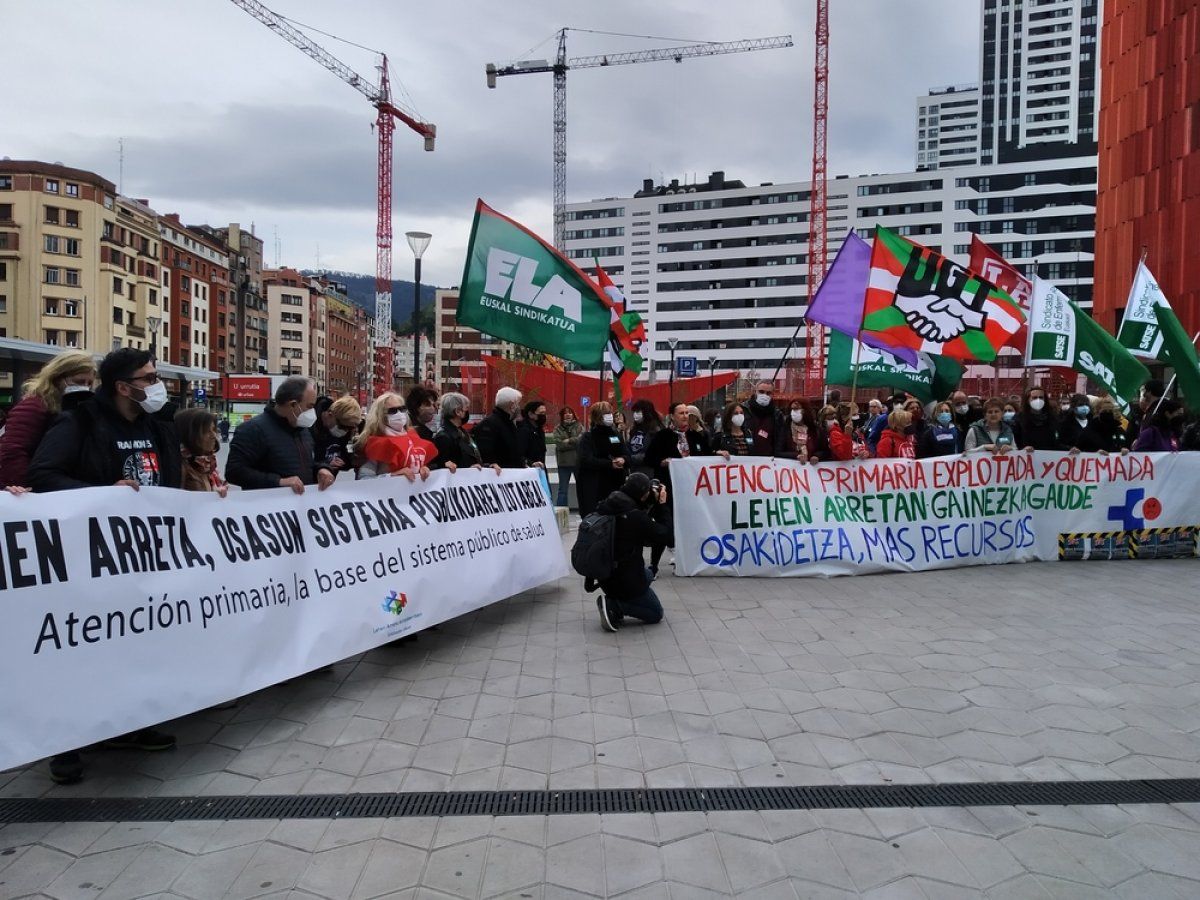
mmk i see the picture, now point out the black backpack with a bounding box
[571,512,619,585]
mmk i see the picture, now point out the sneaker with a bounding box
[596,595,620,633]
[102,728,176,752]
[649,565,658,581]
[49,751,83,785]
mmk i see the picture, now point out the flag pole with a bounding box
[848,330,864,407]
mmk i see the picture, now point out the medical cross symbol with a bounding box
[1106,488,1162,531]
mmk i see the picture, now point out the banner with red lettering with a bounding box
[671,453,1200,576]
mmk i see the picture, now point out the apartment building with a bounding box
[263,268,310,377]
[194,222,268,375]
[159,214,228,374]
[916,84,981,171]
[321,279,371,400]
[433,288,512,404]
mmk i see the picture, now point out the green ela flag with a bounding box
[456,199,612,367]
[826,330,963,403]
[1152,302,1200,407]
[1025,277,1149,411]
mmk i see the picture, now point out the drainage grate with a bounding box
[1,779,1198,824]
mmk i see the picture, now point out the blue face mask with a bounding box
[1076,405,1091,417]
[1002,411,1016,423]
[937,412,952,426]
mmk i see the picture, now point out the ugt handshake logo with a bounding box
[895,252,991,342]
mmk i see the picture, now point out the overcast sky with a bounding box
[3,1,980,287]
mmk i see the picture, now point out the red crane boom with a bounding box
[805,0,830,397]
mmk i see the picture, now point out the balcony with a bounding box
[126,324,146,338]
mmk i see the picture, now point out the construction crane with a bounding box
[805,0,830,397]
[229,0,436,397]
[487,28,793,249]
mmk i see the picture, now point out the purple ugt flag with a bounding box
[806,232,919,367]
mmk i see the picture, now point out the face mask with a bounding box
[63,384,91,395]
[825,418,837,428]
[893,403,904,412]
[1076,405,1090,418]
[755,393,771,407]
[387,411,408,431]
[1002,411,1015,423]
[936,412,952,426]
[1030,398,1045,412]
[790,410,804,424]
[295,407,317,429]
[632,411,644,424]
[602,413,614,427]
[136,381,169,414]
[731,413,745,428]
[330,425,347,438]
[1061,402,1071,412]
[954,404,969,415]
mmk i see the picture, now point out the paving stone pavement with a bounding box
[3,527,1200,898]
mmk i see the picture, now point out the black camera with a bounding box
[649,478,663,494]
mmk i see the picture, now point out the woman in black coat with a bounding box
[575,401,629,518]
[1015,386,1059,450]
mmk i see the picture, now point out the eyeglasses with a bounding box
[386,406,404,416]
[125,372,161,385]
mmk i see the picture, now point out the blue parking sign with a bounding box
[676,356,698,377]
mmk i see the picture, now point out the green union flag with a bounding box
[826,330,962,403]
[1152,302,1200,407]
[456,199,611,367]
[1026,277,1149,411]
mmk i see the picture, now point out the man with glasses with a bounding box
[744,380,788,456]
[226,375,335,493]
[27,347,182,784]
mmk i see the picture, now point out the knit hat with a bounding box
[620,472,652,500]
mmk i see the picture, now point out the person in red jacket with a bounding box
[876,409,916,458]
[0,350,95,488]
[817,402,869,461]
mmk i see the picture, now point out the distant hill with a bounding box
[303,270,443,334]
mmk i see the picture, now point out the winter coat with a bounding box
[713,429,756,456]
[312,421,355,472]
[517,419,547,467]
[1015,412,1059,451]
[1077,417,1131,453]
[576,425,629,518]
[1057,415,1090,450]
[552,420,583,467]
[787,422,815,461]
[594,489,674,601]
[433,420,483,469]
[625,423,658,472]
[744,402,788,455]
[0,394,53,488]
[28,390,182,492]
[916,424,961,458]
[876,429,916,459]
[965,420,1016,452]
[226,405,327,489]
[472,407,524,468]
[1134,425,1179,452]
[644,427,711,488]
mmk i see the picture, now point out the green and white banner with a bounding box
[826,330,962,403]
[1025,277,1149,411]
[1117,261,1168,360]
[456,199,612,367]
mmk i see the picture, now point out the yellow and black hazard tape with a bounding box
[1058,526,1198,561]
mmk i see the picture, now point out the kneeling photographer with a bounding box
[587,472,674,632]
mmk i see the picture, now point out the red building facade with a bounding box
[1094,1,1200,334]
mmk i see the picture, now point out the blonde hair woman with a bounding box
[0,350,95,488]
[354,392,429,481]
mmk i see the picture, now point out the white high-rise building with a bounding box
[917,84,980,171]
[979,0,1101,165]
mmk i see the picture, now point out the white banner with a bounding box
[0,468,567,770]
[672,452,1200,576]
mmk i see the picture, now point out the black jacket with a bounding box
[744,402,788,455]
[1077,416,1131,453]
[1015,412,1059,450]
[576,425,629,518]
[433,420,482,469]
[28,390,182,492]
[594,489,674,601]
[1058,414,1090,450]
[517,419,547,467]
[226,406,327,489]
[644,427,711,487]
[312,421,354,472]
[472,407,524,468]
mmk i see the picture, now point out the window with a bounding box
[44,235,61,253]
[0,176,11,190]
[45,298,59,315]
[45,206,61,225]
[113,276,123,294]
[65,209,79,228]
[65,183,79,198]
[65,269,80,286]
[44,267,61,284]
[45,330,60,346]
[0,262,6,280]
[44,179,59,194]
[0,204,11,221]
[65,300,78,317]
[113,307,124,324]
[65,238,80,256]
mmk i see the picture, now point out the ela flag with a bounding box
[806,232,918,366]
[457,200,612,367]
[969,235,1032,349]
[1117,261,1169,360]
[595,264,646,405]
[1151,302,1200,407]
[826,330,962,403]
[862,226,1025,362]
[1026,277,1149,411]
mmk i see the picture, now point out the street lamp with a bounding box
[667,336,679,406]
[146,315,162,361]
[405,231,432,383]
[708,355,717,412]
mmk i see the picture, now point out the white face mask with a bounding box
[136,381,169,414]
[1029,398,1045,412]
[755,393,771,407]
[602,413,614,427]
[731,413,745,428]
[295,407,317,429]
[790,410,804,424]
[825,418,837,429]
[632,411,644,424]
[330,425,347,438]
[387,411,409,431]
[954,404,969,415]
[63,384,92,395]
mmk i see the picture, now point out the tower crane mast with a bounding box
[228,0,436,397]
[805,0,830,397]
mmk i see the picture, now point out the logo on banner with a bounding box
[1106,488,1162,531]
[380,591,408,615]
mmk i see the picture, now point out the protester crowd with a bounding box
[2,347,1197,783]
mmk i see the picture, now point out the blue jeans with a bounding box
[613,568,664,625]
[556,465,574,507]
